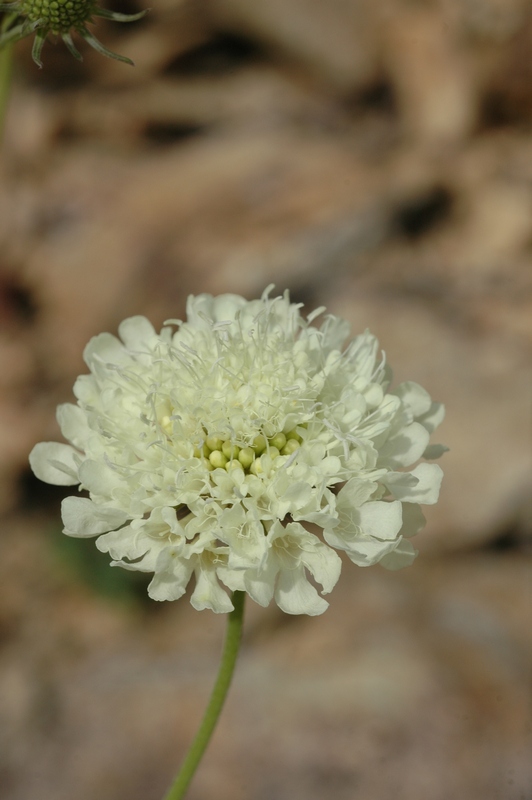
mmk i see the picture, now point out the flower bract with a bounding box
[30,288,446,615]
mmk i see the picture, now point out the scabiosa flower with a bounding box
[29,289,446,616]
[0,0,146,67]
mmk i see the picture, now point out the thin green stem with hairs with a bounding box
[0,12,16,138]
[163,590,246,800]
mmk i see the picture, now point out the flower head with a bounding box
[0,0,145,67]
[30,288,446,615]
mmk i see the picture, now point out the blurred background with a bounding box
[0,0,531,798]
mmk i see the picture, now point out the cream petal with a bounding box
[110,546,162,572]
[243,557,278,607]
[56,404,90,449]
[387,463,443,505]
[118,316,156,350]
[379,539,418,570]
[357,500,403,541]
[273,481,313,518]
[212,294,248,322]
[72,374,98,403]
[378,422,430,468]
[217,565,246,592]
[300,541,342,594]
[358,395,402,438]
[191,566,234,613]
[110,557,149,572]
[319,314,351,352]
[392,381,433,418]
[399,503,426,538]
[337,478,377,509]
[29,442,80,486]
[185,293,247,330]
[298,510,338,528]
[275,565,328,615]
[83,332,129,371]
[78,459,124,496]
[148,549,194,601]
[417,401,445,434]
[342,536,401,566]
[95,525,152,563]
[281,481,313,507]
[344,332,380,380]
[61,496,128,537]
[383,471,419,496]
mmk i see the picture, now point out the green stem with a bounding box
[163,590,246,800]
[0,14,17,139]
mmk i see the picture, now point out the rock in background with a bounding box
[0,1,530,799]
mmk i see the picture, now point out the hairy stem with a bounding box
[162,590,246,800]
[0,13,16,138]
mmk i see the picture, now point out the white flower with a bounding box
[29,287,446,615]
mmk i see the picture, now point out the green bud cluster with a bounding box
[19,0,95,34]
[194,430,303,475]
[0,0,146,67]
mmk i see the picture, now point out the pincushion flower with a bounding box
[29,288,446,616]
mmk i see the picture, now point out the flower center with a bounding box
[195,430,302,475]
[19,0,95,32]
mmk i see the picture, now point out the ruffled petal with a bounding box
[218,504,267,567]
[72,374,98,404]
[95,524,153,565]
[319,314,351,352]
[185,293,247,330]
[336,478,376,509]
[148,547,194,601]
[61,496,128,537]
[392,381,432,418]
[300,540,342,594]
[379,539,418,570]
[417,401,445,434]
[243,556,279,607]
[56,404,90,449]
[377,422,430,468]
[357,500,403,540]
[399,502,426,538]
[83,332,129,371]
[29,442,80,486]
[78,459,124,496]
[342,536,402,566]
[118,316,157,350]
[217,565,246,592]
[275,565,328,615]
[344,331,380,381]
[191,560,234,613]
[386,463,443,505]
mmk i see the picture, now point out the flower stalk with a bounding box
[0,13,15,138]
[163,590,246,800]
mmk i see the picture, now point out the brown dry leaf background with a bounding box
[0,1,531,799]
